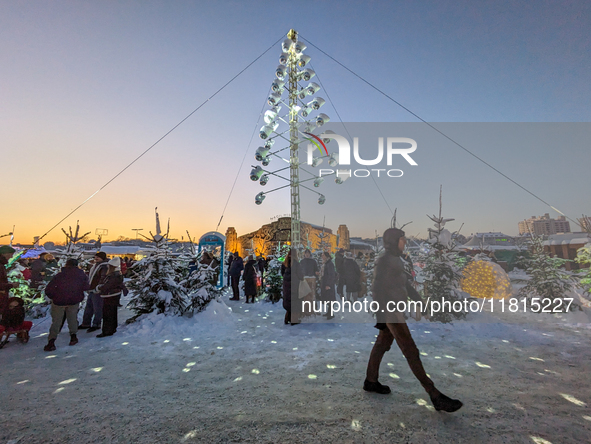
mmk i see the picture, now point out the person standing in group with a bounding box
[95,257,127,338]
[0,246,19,314]
[281,249,303,325]
[320,251,337,320]
[299,249,318,315]
[242,255,258,304]
[226,253,234,287]
[30,252,48,289]
[342,251,362,302]
[80,252,109,333]
[334,249,345,298]
[257,255,266,295]
[356,252,369,298]
[43,259,89,351]
[120,257,128,277]
[17,258,32,281]
[228,252,243,301]
[364,228,462,413]
[43,254,59,281]
[200,251,213,267]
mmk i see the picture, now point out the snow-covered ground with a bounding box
[1,288,591,444]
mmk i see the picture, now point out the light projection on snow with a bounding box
[461,260,512,299]
[559,393,587,407]
[475,362,491,368]
[58,378,77,385]
[415,398,435,411]
[530,437,553,444]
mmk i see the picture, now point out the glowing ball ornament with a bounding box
[461,260,512,299]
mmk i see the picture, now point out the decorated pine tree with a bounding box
[417,187,466,323]
[518,235,577,309]
[126,209,190,320]
[263,243,289,303]
[7,259,47,317]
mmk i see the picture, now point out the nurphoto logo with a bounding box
[305,132,418,179]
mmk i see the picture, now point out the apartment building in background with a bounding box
[518,213,571,235]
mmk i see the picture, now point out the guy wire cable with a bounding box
[311,63,394,216]
[301,35,579,228]
[37,35,285,243]
[215,87,274,232]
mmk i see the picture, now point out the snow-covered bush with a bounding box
[517,236,577,309]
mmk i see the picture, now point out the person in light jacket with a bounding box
[95,257,127,338]
[80,251,109,332]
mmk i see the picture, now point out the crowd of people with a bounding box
[278,248,374,325]
[226,252,268,303]
[0,248,130,350]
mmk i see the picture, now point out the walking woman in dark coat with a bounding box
[242,255,258,304]
[320,251,337,319]
[281,249,302,325]
[365,228,462,412]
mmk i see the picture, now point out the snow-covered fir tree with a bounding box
[177,236,224,314]
[518,235,577,310]
[575,242,591,299]
[417,188,466,323]
[126,210,190,320]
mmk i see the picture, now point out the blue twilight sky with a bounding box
[1,1,589,243]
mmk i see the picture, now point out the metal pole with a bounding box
[287,29,301,251]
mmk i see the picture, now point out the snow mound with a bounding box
[119,298,235,342]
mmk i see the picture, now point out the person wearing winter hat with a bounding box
[95,256,127,337]
[43,258,89,351]
[0,246,18,314]
[43,253,59,282]
[80,252,109,332]
[0,297,33,343]
[364,228,463,413]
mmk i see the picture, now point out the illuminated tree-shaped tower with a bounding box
[250,29,340,250]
